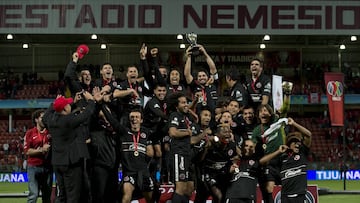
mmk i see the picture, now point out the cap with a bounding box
[76,44,89,59]
[286,132,303,145]
[53,96,73,112]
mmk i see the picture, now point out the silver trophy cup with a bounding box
[185,32,200,56]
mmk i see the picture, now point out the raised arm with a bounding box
[184,46,194,84]
[101,103,127,134]
[198,44,217,75]
[287,117,312,148]
[64,52,82,95]
[259,145,288,165]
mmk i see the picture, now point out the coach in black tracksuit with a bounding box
[43,92,95,203]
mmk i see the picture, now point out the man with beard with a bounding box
[260,118,312,203]
[226,139,261,203]
[245,58,271,109]
[199,124,240,203]
[24,109,52,203]
[184,44,218,112]
[225,67,249,108]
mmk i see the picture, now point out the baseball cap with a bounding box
[76,44,89,59]
[53,96,73,112]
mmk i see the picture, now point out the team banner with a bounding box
[272,75,283,111]
[324,72,344,126]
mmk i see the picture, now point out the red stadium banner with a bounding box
[324,72,345,126]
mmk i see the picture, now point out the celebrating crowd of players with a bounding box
[24,44,312,203]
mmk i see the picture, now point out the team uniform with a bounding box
[120,127,154,192]
[168,111,192,182]
[117,80,146,109]
[143,96,168,145]
[167,84,187,97]
[189,80,217,114]
[229,81,249,107]
[280,146,309,203]
[231,114,246,148]
[245,74,271,109]
[226,155,261,203]
[201,141,237,200]
[237,116,257,140]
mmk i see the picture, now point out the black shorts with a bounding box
[122,172,154,192]
[148,129,166,145]
[260,157,281,185]
[203,170,229,189]
[169,153,192,182]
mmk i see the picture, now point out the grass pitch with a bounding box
[1,180,360,203]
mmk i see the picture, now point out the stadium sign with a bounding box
[307,170,360,180]
[0,0,359,35]
[0,172,27,183]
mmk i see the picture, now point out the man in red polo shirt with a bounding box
[24,109,52,203]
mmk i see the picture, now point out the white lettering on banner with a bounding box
[315,170,360,180]
[0,0,359,34]
[0,173,26,182]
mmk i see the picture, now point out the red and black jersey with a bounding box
[143,96,167,132]
[203,141,237,175]
[230,81,249,107]
[189,80,217,112]
[166,84,186,97]
[168,111,192,156]
[245,73,271,107]
[280,146,309,195]
[226,155,260,200]
[119,127,152,173]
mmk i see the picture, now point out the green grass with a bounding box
[0,182,28,194]
[1,181,360,203]
[309,180,360,191]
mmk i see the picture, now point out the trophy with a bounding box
[185,32,200,56]
[282,81,293,95]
